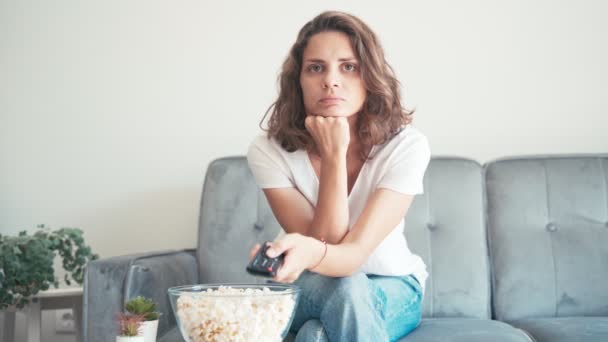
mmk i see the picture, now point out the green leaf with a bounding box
[0,225,97,307]
[124,296,161,320]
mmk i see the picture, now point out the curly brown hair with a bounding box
[261,11,414,160]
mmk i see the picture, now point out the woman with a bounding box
[247,11,430,342]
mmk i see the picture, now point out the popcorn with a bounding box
[175,286,297,342]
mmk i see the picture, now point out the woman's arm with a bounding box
[309,155,350,242]
[262,187,315,236]
[264,188,414,282]
[311,188,414,276]
[262,155,349,244]
[262,116,351,244]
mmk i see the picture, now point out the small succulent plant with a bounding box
[116,313,145,337]
[125,296,161,321]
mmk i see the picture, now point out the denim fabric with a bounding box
[288,271,423,342]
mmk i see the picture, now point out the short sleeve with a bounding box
[376,135,431,195]
[246,135,295,189]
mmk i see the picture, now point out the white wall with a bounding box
[1,0,607,334]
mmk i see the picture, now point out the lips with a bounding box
[319,97,345,104]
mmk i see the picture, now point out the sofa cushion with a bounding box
[509,317,608,342]
[405,158,490,318]
[159,319,537,342]
[400,318,533,342]
[485,156,608,321]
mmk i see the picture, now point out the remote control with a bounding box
[246,242,284,277]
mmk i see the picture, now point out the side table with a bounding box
[1,287,83,342]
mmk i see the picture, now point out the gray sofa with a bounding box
[84,155,608,342]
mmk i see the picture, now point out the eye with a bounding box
[343,63,357,72]
[307,64,324,73]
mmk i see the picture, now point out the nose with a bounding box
[322,67,341,89]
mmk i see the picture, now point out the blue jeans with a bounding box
[288,271,423,342]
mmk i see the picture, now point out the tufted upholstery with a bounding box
[403,158,490,319]
[486,156,608,320]
[485,155,608,341]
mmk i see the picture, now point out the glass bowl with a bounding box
[168,283,301,342]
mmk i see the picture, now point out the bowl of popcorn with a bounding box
[168,283,300,342]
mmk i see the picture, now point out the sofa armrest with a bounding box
[83,249,198,342]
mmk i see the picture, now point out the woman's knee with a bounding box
[294,271,375,318]
[327,272,370,303]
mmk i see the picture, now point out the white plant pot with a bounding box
[140,320,159,342]
[116,336,144,342]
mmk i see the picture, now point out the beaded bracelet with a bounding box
[310,238,327,271]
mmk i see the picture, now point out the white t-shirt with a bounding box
[246,124,430,291]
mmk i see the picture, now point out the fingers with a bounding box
[274,271,299,284]
[305,115,313,126]
[274,258,301,283]
[276,262,302,283]
[274,253,291,280]
[266,234,298,258]
[304,116,350,134]
[306,115,325,129]
[248,243,261,261]
[266,234,303,283]
[308,115,349,121]
[275,268,299,283]
[305,115,328,131]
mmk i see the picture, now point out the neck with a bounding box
[347,114,368,159]
[347,114,359,144]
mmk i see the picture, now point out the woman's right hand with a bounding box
[305,115,350,159]
[248,234,326,283]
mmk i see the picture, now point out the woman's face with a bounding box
[300,31,367,118]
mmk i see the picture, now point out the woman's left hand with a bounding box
[248,233,325,283]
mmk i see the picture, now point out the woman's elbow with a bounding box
[325,229,348,244]
[308,222,349,244]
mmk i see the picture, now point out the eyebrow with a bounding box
[304,57,358,63]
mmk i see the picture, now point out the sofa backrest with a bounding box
[198,156,492,319]
[197,157,281,284]
[485,155,608,321]
[407,158,490,319]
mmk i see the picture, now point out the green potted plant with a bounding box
[125,296,161,342]
[0,224,98,310]
[116,313,145,342]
